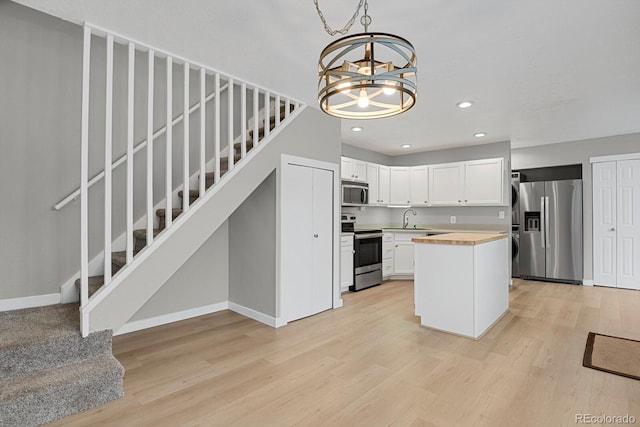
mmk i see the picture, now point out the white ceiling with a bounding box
[14,0,640,155]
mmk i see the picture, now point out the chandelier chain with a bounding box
[313,0,366,36]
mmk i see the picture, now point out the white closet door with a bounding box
[282,165,314,321]
[593,161,617,287]
[311,168,333,314]
[617,159,640,290]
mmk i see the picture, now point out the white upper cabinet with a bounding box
[343,156,504,207]
[366,163,390,205]
[378,165,390,205]
[389,167,411,205]
[429,163,465,206]
[366,163,380,204]
[410,166,429,206]
[464,158,504,205]
[341,157,367,182]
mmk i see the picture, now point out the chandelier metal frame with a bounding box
[315,0,418,119]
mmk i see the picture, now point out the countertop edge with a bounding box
[412,233,508,246]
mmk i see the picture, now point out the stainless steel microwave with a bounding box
[341,180,369,206]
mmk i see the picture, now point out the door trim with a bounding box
[590,152,640,163]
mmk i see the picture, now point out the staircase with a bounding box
[74,107,291,299]
[0,304,124,426]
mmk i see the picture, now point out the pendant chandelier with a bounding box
[315,0,418,119]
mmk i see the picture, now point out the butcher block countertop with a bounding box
[412,232,507,246]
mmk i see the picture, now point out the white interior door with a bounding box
[593,161,617,287]
[616,159,640,290]
[311,168,334,314]
[282,165,314,321]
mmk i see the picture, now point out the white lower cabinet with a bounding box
[388,231,427,276]
[382,233,394,278]
[340,235,354,291]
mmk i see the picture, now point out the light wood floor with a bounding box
[48,279,640,426]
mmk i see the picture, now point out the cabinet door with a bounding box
[464,158,504,205]
[341,157,352,180]
[390,167,411,205]
[352,160,367,182]
[429,163,464,206]
[340,238,354,290]
[394,242,415,274]
[410,166,429,206]
[367,163,380,204]
[379,166,390,205]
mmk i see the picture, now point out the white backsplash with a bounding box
[342,205,510,231]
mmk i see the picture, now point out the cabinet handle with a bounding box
[610,227,615,232]
[424,201,427,203]
[465,199,468,202]
[395,245,398,247]
[314,234,318,238]
[458,200,461,203]
[352,250,356,254]
[407,201,410,203]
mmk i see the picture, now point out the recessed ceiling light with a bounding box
[456,101,474,109]
[474,132,487,138]
[351,126,363,132]
[401,144,411,148]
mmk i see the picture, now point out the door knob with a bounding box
[314,234,319,238]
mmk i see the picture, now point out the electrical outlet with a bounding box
[499,211,505,219]
[450,216,456,224]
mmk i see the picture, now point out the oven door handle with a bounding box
[355,233,383,240]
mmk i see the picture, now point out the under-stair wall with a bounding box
[87,107,340,333]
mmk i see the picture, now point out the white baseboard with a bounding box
[114,301,229,336]
[228,301,279,328]
[582,279,594,286]
[0,293,61,311]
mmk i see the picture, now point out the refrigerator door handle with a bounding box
[540,196,546,248]
[545,196,550,248]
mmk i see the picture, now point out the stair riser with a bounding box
[0,330,112,381]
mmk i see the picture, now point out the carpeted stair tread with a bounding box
[74,276,104,298]
[155,208,183,218]
[0,304,113,381]
[132,228,161,239]
[178,189,200,199]
[111,251,127,268]
[0,354,124,427]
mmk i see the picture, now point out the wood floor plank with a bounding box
[46,279,640,426]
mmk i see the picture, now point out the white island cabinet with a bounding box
[413,233,509,339]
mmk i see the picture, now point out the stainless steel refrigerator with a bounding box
[519,180,583,283]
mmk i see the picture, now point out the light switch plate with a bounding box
[450,216,456,224]
[499,211,505,219]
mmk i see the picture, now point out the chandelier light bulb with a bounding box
[383,84,396,95]
[337,82,351,94]
[358,89,370,108]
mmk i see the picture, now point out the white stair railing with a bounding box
[72,23,302,326]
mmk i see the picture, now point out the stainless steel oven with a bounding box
[351,230,383,291]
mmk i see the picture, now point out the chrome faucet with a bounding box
[402,208,417,229]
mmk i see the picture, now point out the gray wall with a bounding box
[342,143,392,165]
[130,221,229,321]
[0,2,83,299]
[0,2,243,301]
[229,172,276,316]
[512,132,640,281]
[342,141,512,230]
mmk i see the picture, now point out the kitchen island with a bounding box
[412,233,509,339]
